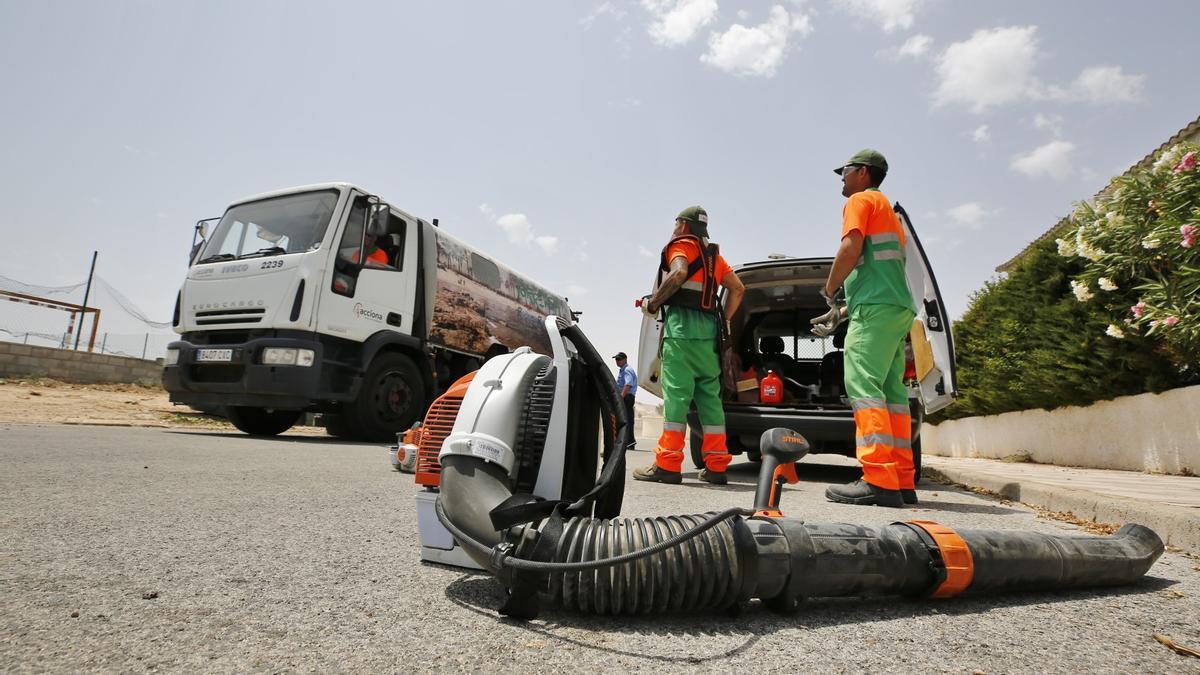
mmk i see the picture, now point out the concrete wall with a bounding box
[0,342,163,385]
[922,385,1200,475]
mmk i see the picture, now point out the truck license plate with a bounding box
[196,349,233,362]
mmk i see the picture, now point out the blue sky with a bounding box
[2,0,1199,376]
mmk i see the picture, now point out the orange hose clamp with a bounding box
[908,520,974,598]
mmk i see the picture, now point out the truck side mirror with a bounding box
[198,222,209,239]
[367,203,390,236]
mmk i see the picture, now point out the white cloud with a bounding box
[933,27,1146,112]
[479,203,494,218]
[946,202,994,229]
[495,213,559,255]
[608,97,642,108]
[1063,65,1145,104]
[897,34,932,58]
[638,245,656,258]
[573,239,591,262]
[971,124,990,144]
[934,26,1043,113]
[642,0,718,47]
[840,0,922,33]
[566,284,589,297]
[701,5,813,78]
[1011,140,1075,180]
[580,1,626,29]
[1033,112,1063,136]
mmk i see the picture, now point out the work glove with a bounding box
[810,289,845,338]
[639,295,656,317]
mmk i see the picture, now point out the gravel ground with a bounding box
[2,424,1198,673]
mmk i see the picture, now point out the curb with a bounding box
[923,464,1200,553]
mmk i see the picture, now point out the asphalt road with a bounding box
[2,424,1198,673]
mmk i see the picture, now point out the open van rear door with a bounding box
[895,203,958,414]
[637,294,664,398]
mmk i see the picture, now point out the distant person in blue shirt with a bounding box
[613,352,637,441]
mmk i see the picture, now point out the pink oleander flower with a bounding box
[1174,151,1197,174]
[1131,301,1147,318]
[1163,316,1180,327]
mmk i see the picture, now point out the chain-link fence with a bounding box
[0,327,174,360]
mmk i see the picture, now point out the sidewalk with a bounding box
[923,455,1200,551]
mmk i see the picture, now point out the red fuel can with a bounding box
[760,370,783,404]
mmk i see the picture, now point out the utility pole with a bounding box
[73,251,97,350]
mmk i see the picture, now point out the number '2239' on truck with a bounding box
[163,183,574,440]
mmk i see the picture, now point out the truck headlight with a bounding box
[165,348,180,366]
[262,348,315,367]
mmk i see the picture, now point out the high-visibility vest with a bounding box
[658,234,720,314]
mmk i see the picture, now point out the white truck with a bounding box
[164,183,575,440]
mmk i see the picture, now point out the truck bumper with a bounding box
[163,335,343,410]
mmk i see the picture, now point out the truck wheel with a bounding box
[226,407,302,436]
[349,352,426,442]
[323,413,353,438]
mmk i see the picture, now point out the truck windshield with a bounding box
[197,190,339,264]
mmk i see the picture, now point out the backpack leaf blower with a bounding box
[427,317,1163,619]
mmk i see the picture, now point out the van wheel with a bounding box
[912,435,922,485]
[689,429,705,470]
[348,353,426,442]
[226,407,301,436]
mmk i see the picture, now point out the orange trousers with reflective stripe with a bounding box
[654,337,731,473]
[844,303,916,491]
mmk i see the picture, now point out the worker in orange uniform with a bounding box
[813,149,916,507]
[351,233,390,267]
[635,206,744,485]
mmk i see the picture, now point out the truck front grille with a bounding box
[194,308,265,326]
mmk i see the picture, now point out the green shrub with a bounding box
[938,142,1200,421]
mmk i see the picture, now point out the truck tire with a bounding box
[348,352,426,442]
[226,406,302,437]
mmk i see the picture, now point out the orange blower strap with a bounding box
[906,520,975,598]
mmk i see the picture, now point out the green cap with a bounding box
[834,149,888,175]
[676,205,709,238]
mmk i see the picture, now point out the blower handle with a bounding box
[752,428,810,516]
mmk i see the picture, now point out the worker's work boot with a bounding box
[698,468,727,485]
[825,479,903,507]
[901,489,918,505]
[633,464,682,485]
